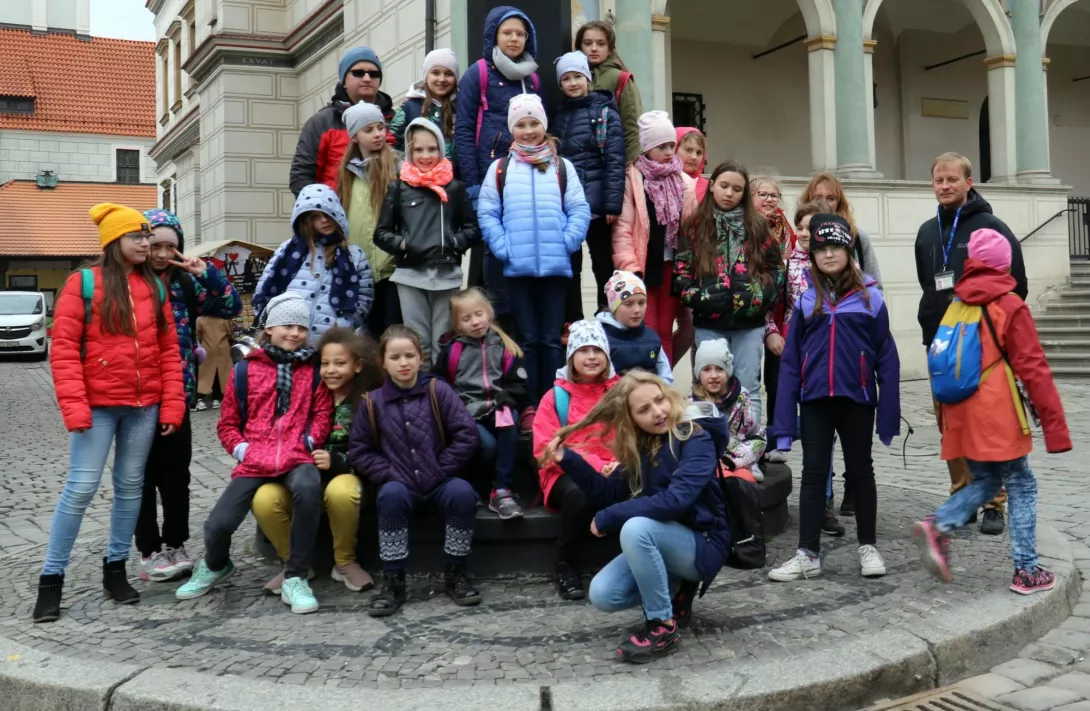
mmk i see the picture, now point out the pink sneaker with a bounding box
[912,518,952,583]
[1011,567,1056,595]
[331,562,374,592]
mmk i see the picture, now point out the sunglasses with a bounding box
[349,68,382,80]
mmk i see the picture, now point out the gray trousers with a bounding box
[396,284,458,367]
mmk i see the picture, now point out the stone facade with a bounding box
[0,131,156,185]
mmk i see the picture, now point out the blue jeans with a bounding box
[508,276,569,402]
[42,405,160,575]
[588,517,701,621]
[694,326,765,423]
[933,456,1039,570]
[477,412,519,492]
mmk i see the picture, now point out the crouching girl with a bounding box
[542,370,730,664]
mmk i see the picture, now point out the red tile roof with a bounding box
[0,28,155,137]
[0,180,159,257]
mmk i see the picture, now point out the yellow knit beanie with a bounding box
[89,203,150,249]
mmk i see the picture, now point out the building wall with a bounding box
[0,130,156,184]
[1047,42,1090,196]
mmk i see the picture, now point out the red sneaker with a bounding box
[912,517,952,583]
[617,618,680,664]
[1011,567,1055,595]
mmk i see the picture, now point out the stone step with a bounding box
[1041,300,1090,311]
[1049,365,1090,377]
[1040,340,1090,351]
[1067,278,1090,288]
[1069,261,1090,273]
[1058,289,1090,299]
[1036,315,1090,328]
[1041,352,1090,365]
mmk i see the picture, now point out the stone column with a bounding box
[1010,0,1054,182]
[833,0,879,177]
[985,55,1019,184]
[806,35,838,173]
[863,40,881,177]
[613,0,652,112]
[650,13,669,111]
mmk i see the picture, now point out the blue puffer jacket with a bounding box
[477,154,591,278]
[552,90,625,218]
[454,6,541,197]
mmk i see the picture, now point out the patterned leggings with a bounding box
[375,478,477,570]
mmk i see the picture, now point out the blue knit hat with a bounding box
[339,47,382,84]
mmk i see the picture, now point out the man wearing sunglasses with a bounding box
[290,46,395,196]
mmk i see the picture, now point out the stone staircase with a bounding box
[1040,260,1090,377]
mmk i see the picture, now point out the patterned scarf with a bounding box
[636,154,686,249]
[400,158,454,203]
[766,209,793,248]
[492,46,538,81]
[263,344,317,417]
[715,206,748,267]
[511,141,556,167]
[254,230,360,319]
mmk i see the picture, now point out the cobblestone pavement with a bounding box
[0,358,1086,697]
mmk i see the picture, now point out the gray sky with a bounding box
[90,0,156,41]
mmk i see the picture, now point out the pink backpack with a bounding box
[474,58,541,146]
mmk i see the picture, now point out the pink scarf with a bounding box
[636,154,686,249]
[400,158,454,203]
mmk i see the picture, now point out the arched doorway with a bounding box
[1042,0,1090,195]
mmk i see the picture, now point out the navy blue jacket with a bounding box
[552,90,625,217]
[558,423,731,590]
[454,6,540,197]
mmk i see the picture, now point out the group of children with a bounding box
[27,5,1071,666]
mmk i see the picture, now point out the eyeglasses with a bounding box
[123,231,152,244]
[756,191,781,201]
[350,68,382,79]
[499,29,528,39]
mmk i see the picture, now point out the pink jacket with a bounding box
[612,164,696,274]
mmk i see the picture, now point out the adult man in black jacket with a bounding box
[915,151,1027,536]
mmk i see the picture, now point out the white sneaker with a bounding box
[139,551,173,581]
[212,399,221,409]
[859,545,886,577]
[768,550,821,582]
[765,450,788,464]
[166,546,194,577]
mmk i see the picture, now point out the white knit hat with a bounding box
[406,117,447,161]
[264,292,311,329]
[555,51,591,84]
[566,319,610,361]
[693,339,734,380]
[508,93,548,134]
[422,48,460,82]
[343,101,386,138]
[638,110,676,154]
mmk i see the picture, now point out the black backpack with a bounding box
[717,467,766,569]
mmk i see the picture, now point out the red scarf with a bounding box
[400,158,454,202]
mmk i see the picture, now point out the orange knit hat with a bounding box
[89,203,149,249]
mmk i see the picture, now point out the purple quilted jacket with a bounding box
[348,372,479,495]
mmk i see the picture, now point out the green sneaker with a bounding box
[175,560,234,600]
[281,576,319,614]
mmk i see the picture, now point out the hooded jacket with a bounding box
[347,372,479,495]
[254,189,375,345]
[373,174,480,269]
[688,377,766,471]
[289,86,395,196]
[591,54,643,164]
[595,310,672,382]
[454,7,541,196]
[390,83,458,160]
[51,267,187,432]
[915,189,1027,346]
[936,260,1070,462]
[774,278,901,446]
[216,349,333,479]
[552,90,625,218]
[432,329,530,420]
[532,367,621,511]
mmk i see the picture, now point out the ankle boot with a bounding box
[102,557,140,604]
[32,574,64,623]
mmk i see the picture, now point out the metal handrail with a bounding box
[1020,208,1075,244]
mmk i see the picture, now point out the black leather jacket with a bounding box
[373,178,481,269]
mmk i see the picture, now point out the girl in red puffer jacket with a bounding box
[34,203,186,624]
[174,292,333,615]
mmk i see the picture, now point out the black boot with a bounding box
[102,558,140,604]
[445,564,482,607]
[556,561,585,601]
[32,574,64,623]
[368,569,407,617]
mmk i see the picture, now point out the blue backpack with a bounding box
[554,385,570,426]
[233,359,322,430]
[928,298,998,404]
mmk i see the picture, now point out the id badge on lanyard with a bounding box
[935,205,962,292]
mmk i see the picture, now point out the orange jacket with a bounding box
[50,267,186,432]
[938,261,1070,462]
[611,164,696,274]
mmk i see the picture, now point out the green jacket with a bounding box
[345,158,397,282]
[592,55,643,164]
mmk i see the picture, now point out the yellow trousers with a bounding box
[252,474,361,567]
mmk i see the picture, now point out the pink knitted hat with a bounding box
[638,110,676,153]
[968,228,1012,271]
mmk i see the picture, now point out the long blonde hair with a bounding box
[541,371,696,497]
[449,288,523,358]
[337,132,399,220]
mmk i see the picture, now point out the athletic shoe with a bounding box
[617,619,680,664]
[281,576,319,614]
[555,561,585,601]
[138,551,169,582]
[332,562,374,592]
[212,399,221,409]
[764,450,788,464]
[768,550,821,581]
[175,560,234,600]
[913,518,952,583]
[192,399,208,412]
[166,546,194,577]
[822,505,846,537]
[1010,566,1055,595]
[489,490,524,520]
[858,544,886,577]
[263,569,285,596]
[980,508,1005,536]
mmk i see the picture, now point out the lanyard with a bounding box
[937,205,962,271]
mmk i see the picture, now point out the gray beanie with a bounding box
[264,292,311,329]
[693,339,734,381]
[405,117,447,161]
[554,51,591,84]
[343,101,387,139]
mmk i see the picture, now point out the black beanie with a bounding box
[809,213,853,254]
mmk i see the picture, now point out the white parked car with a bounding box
[0,291,49,360]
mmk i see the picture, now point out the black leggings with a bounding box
[799,399,877,554]
[547,475,594,568]
[565,217,615,322]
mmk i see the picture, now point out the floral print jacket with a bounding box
[688,378,766,471]
[168,263,241,408]
[780,245,811,337]
[674,228,784,332]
